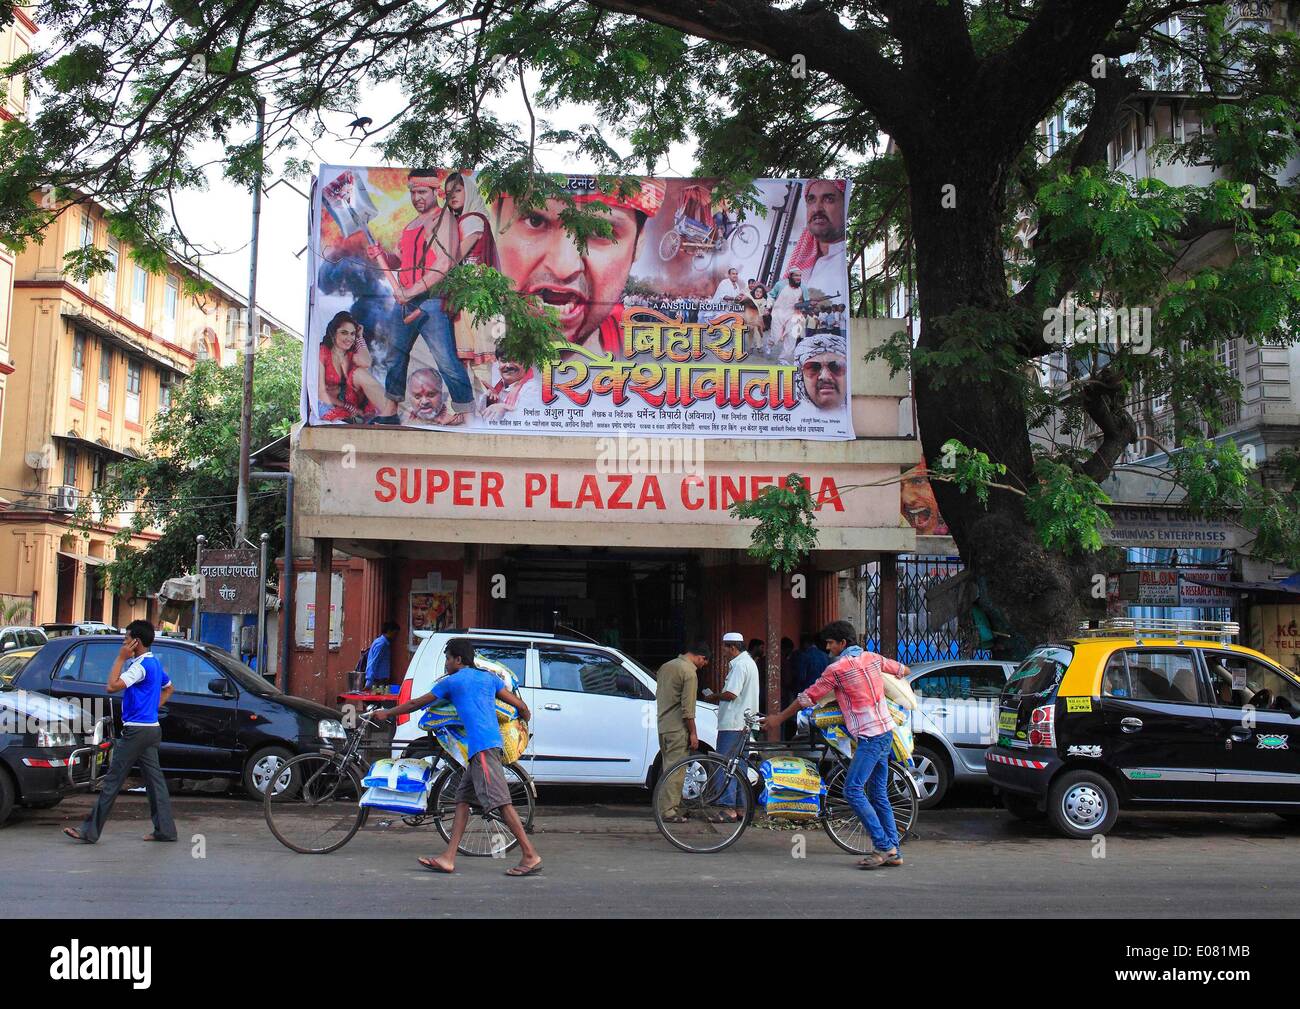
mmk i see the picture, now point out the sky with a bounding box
[171,78,701,335]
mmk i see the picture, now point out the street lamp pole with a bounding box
[235,92,266,545]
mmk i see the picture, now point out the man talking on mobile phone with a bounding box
[64,620,177,844]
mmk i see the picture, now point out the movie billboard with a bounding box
[304,167,854,440]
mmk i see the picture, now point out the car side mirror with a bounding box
[208,677,233,698]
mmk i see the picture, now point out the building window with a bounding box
[63,447,78,488]
[225,307,246,350]
[92,455,108,491]
[158,372,173,412]
[1217,339,1239,380]
[71,333,85,401]
[163,275,179,341]
[75,215,94,293]
[103,239,119,311]
[130,263,148,322]
[98,348,112,412]
[126,360,142,424]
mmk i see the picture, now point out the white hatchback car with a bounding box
[392,628,719,788]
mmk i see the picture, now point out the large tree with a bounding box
[5,1,1299,645]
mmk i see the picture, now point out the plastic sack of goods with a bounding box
[418,653,529,767]
[758,756,825,821]
[359,757,434,814]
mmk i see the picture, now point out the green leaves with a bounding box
[1023,459,1113,554]
[728,474,820,573]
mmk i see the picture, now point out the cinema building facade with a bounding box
[280,319,920,705]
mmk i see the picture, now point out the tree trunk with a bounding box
[902,138,1093,653]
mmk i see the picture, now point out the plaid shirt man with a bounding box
[797,647,900,739]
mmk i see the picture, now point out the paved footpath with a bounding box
[3,792,1299,917]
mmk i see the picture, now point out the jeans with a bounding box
[843,730,899,852]
[79,724,176,842]
[712,729,747,807]
[384,296,473,408]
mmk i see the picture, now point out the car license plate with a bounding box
[997,710,1017,734]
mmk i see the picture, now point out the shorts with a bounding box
[455,747,512,812]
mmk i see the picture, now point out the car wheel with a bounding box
[1000,790,1046,822]
[911,744,950,809]
[0,766,15,827]
[242,746,297,799]
[1047,769,1119,838]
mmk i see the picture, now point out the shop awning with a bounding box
[60,305,189,376]
[52,432,131,461]
[57,550,106,566]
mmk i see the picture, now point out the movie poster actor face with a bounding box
[901,460,949,536]
[491,181,663,352]
[796,333,848,410]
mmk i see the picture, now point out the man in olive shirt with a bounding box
[656,642,711,822]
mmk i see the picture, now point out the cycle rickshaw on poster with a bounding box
[658,183,761,271]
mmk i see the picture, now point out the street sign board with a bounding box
[198,549,261,613]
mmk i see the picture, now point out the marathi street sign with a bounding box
[198,549,261,614]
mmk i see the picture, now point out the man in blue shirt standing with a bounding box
[364,621,399,691]
[64,620,177,843]
[375,637,541,876]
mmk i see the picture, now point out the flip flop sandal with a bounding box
[63,827,93,844]
[505,862,543,877]
[857,853,888,870]
[662,816,689,823]
[881,852,904,867]
[418,857,454,874]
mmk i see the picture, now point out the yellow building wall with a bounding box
[0,198,254,625]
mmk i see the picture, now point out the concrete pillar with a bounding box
[312,538,332,680]
[462,544,480,627]
[880,554,898,661]
[764,567,782,740]
[811,569,838,632]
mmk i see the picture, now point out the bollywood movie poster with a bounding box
[304,166,854,440]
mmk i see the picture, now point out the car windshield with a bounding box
[1004,647,1072,698]
[204,649,282,695]
[0,652,32,689]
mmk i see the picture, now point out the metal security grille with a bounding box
[858,555,983,662]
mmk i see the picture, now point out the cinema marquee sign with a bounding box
[318,456,897,529]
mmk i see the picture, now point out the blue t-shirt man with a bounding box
[118,652,171,725]
[430,668,505,758]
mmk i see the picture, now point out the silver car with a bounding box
[906,659,1018,808]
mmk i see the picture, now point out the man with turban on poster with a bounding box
[787,179,847,298]
[796,331,849,412]
[491,178,665,356]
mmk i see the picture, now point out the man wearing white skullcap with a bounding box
[700,632,760,822]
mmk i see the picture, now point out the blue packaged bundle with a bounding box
[360,757,434,813]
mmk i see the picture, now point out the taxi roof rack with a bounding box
[1075,617,1239,645]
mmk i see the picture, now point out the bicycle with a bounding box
[652,712,920,854]
[263,712,536,855]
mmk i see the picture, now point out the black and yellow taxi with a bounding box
[986,619,1300,838]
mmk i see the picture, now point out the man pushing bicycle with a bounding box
[374,638,542,877]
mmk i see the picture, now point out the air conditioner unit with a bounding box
[54,484,79,512]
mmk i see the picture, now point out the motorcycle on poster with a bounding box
[304,166,854,441]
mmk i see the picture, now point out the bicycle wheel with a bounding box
[729,223,760,258]
[431,762,535,856]
[658,230,681,261]
[821,759,919,855]
[263,753,368,855]
[653,753,752,853]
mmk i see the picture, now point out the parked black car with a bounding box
[10,635,347,797]
[0,687,110,825]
